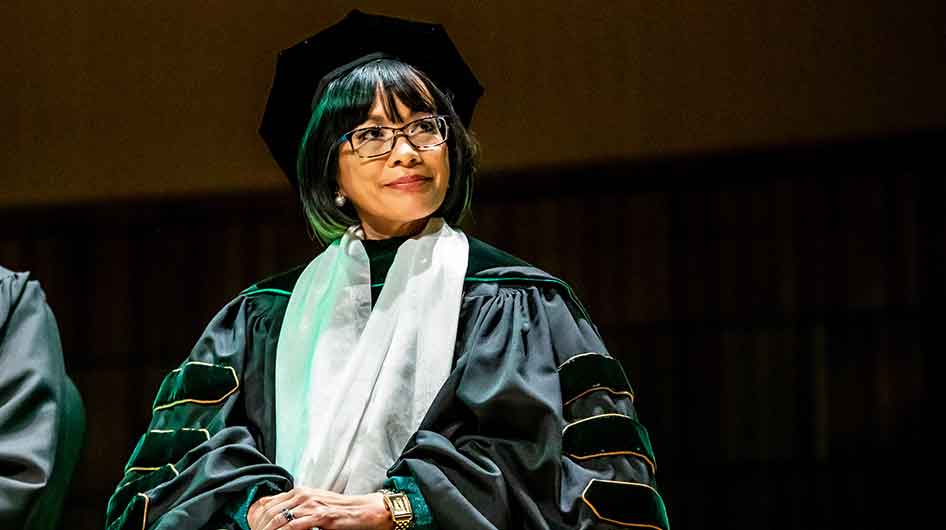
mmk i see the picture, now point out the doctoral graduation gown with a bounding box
[105,237,669,530]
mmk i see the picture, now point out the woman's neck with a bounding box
[359,216,429,240]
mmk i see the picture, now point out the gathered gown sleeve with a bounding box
[388,280,669,530]
[0,270,66,526]
[104,292,293,530]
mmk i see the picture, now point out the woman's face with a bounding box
[336,91,450,239]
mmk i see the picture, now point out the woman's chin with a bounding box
[377,198,443,223]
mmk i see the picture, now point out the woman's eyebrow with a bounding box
[359,112,426,127]
[357,115,388,126]
[369,113,392,122]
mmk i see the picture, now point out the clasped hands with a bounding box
[247,487,394,530]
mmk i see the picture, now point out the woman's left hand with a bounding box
[248,487,393,530]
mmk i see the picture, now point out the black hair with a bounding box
[296,58,479,244]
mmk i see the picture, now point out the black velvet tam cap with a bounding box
[258,9,484,188]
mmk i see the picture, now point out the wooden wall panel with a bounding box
[0,131,939,529]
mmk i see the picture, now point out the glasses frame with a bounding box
[337,115,450,159]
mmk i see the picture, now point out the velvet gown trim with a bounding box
[559,352,636,407]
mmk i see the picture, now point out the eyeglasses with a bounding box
[338,115,449,158]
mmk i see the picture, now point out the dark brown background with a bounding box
[2,2,942,529]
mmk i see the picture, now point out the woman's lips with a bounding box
[385,175,432,190]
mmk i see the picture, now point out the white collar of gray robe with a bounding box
[275,217,468,493]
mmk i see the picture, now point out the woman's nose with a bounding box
[388,133,421,165]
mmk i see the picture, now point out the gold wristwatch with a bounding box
[380,489,414,530]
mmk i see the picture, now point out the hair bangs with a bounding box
[372,61,439,122]
[316,60,437,136]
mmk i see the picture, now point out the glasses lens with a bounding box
[350,127,394,157]
[406,116,448,148]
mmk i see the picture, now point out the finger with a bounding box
[249,504,276,530]
[258,514,285,530]
[263,496,305,530]
[254,492,292,530]
[256,492,294,530]
[259,510,289,530]
[248,503,264,529]
[248,496,272,521]
[264,491,296,506]
[261,497,303,530]
[250,494,287,529]
[284,509,342,530]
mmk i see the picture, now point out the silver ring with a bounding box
[282,508,295,522]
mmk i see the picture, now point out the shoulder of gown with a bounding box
[239,264,306,298]
[0,268,70,526]
[463,236,596,331]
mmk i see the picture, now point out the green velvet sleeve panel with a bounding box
[383,475,436,530]
[389,279,669,530]
[104,293,294,530]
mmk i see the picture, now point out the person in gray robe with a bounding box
[1,266,84,530]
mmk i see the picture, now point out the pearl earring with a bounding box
[335,193,346,207]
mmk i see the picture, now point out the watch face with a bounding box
[387,493,412,516]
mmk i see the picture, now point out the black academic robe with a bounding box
[104,238,668,530]
[1,267,84,530]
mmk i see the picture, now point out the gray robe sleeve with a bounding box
[0,269,66,526]
[104,293,294,530]
[389,281,669,529]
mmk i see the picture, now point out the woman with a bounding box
[105,11,668,530]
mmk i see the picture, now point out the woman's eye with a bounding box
[355,128,384,142]
[412,120,435,133]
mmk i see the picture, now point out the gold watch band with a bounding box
[380,489,414,530]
